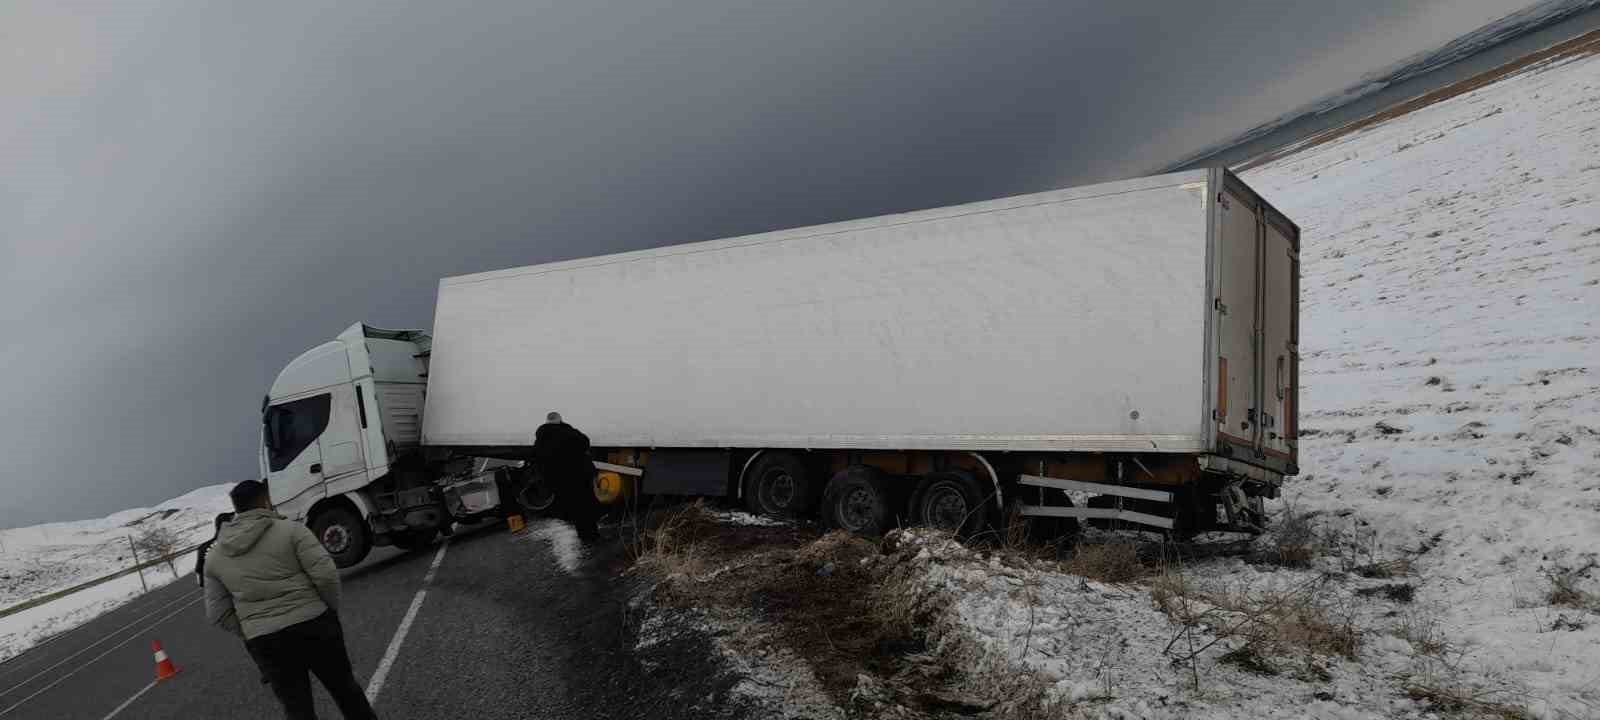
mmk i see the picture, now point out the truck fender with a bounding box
[305,489,375,526]
[338,489,376,520]
[965,452,1004,515]
[734,450,767,500]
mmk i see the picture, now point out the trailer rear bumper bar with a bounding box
[1015,503,1176,530]
[1014,473,1177,531]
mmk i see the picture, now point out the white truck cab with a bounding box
[261,324,436,565]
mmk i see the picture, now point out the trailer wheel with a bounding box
[311,506,371,569]
[908,471,989,535]
[743,453,815,517]
[821,467,891,535]
[516,472,559,516]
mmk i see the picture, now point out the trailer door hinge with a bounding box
[1214,298,1228,315]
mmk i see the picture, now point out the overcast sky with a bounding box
[1,0,1540,528]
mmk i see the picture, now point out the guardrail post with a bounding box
[127,535,149,594]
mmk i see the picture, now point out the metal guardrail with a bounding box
[0,543,203,621]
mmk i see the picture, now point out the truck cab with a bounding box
[261,323,433,565]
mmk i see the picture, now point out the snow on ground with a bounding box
[1242,47,1600,716]
[885,49,1600,720]
[518,518,587,575]
[0,552,198,663]
[0,484,231,661]
[887,530,1423,719]
[709,510,790,528]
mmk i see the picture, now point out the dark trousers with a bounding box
[559,471,601,534]
[247,611,377,720]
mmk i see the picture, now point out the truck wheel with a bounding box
[908,471,989,536]
[821,467,891,535]
[743,453,815,517]
[311,506,371,569]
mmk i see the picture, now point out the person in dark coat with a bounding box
[533,411,601,540]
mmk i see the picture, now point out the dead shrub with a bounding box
[630,501,718,557]
[1270,590,1362,660]
[1543,560,1599,610]
[1266,507,1323,567]
[1355,582,1416,603]
[1218,645,1279,676]
[1157,572,1362,675]
[1063,541,1148,584]
[1393,608,1450,656]
[795,529,875,567]
[1404,683,1533,720]
[1355,558,1415,579]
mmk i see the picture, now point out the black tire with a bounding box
[310,506,371,569]
[742,452,815,517]
[516,474,559,516]
[908,471,991,536]
[821,466,891,536]
[390,529,438,551]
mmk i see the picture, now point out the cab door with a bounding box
[318,383,367,489]
[264,393,331,512]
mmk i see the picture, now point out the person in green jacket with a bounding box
[204,480,378,720]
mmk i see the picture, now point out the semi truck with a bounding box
[260,168,1299,567]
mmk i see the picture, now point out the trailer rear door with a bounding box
[1259,216,1299,464]
[1210,171,1299,473]
[1214,185,1259,456]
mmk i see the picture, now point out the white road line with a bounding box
[364,540,448,703]
[98,680,156,720]
[0,589,200,698]
[0,596,201,718]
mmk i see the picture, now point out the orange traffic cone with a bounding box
[153,640,181,682]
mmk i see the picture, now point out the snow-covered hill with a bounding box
[1240,45,1600,717]
[1171,0,1600,171]
[0,484,232,661]
[0,484,233,608]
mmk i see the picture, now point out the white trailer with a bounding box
[261,168,1299,566]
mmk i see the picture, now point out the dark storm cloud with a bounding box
[0,0,1533,526]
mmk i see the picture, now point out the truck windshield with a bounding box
[263,393,332,472]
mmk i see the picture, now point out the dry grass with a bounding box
[1354,558,1416,579]
[632,508,926,709]
[1265,506,1323,568]
[635,517,1100,718]
[1392,607,1451,656]
[1154,570,1362,676]
[1063,540,1149,584]
[1403,683,1533,720]
[629,501,720,564]
[1543,560,1600,611]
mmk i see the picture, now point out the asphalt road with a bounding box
[0,518,648,720]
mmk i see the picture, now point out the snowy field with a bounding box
[901,49,1600,720]
[0,484,231,661]
[1246,46,1600,716]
